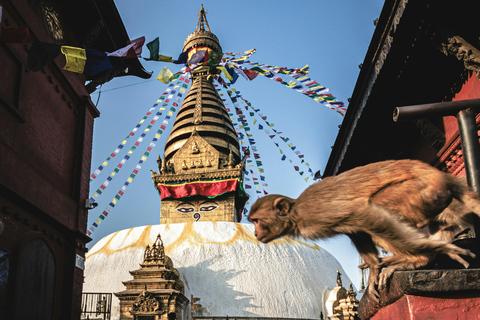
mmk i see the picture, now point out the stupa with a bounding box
[83,5,355,320]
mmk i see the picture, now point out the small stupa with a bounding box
[114,234,189,319]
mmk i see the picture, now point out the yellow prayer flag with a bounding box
[93,193,99,197]
[121,140,127,144]
[253,118,257,125]
[287,80,297,88]
[127,178,133,183]
[61,46,86,73]
[217,66,233,81]
[160,108,165,111]
[156,66,173,84]
[158,54,174,62]
[180,88,186,93]
[102,161,108,166]
[269,122,274,127]
[167,111,173,116]
[112,198,117,204]
[95,219,101,224]
[141,156,147,161]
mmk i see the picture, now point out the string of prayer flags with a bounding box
[226,85,318,183]
[87,77,190,235]
[222,86,269,197]
[89,77,190,184]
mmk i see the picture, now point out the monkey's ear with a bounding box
[273,197,293,216]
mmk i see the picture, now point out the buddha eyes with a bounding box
[175,203,218,214]
[199,205,218,212]
[176,207,195,214]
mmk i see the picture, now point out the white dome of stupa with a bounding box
[83,221,353,319]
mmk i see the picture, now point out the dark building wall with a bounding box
[0,1,99,319]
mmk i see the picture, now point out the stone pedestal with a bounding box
[358,269,480,319]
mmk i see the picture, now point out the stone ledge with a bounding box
[358,268,480,319]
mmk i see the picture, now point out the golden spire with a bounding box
[196,4,210,32]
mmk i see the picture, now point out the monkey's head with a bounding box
[248,194,296,243]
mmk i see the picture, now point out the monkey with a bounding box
[247,159,480,297]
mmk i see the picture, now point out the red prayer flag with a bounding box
[125,36,145,58]
[0,24,30,43]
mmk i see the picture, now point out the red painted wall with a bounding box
[371,295,480,320]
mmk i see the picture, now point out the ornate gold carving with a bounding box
[132,291,161,314]
[40,3,65,43]
[193,76,203,124]
[428,26,480,79]
[143,234,166,265]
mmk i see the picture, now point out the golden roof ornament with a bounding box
[183,4,222,53]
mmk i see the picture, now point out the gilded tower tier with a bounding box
[151,5,248,224]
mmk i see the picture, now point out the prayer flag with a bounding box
[206,51,222,66]
[27,42,61,72]
[188,50,206,65]
[84,48,113,78]
[174,51,188,64]
[125,36,145,58]
[145,37,160,61]
[61,46,86,73]
[158,54,174,62]
[107,43,134,58]
[156,66,173,83]
[0,24,30,43]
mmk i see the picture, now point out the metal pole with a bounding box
[393,98,480,121]
[457,108,480,193]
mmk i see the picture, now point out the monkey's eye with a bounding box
[250,218,258,223]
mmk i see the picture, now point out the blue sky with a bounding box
[87,0,385,289]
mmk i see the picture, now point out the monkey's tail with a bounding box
[447,175,480,215]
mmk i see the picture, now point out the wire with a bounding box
[90,79,157,95]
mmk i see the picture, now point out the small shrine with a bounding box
[326,270,360,320]
[114,234,189,320]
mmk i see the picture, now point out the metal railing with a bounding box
[81,293,112,320]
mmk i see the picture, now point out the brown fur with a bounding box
[248,159,480,297]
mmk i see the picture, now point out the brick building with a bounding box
[0,0,149,318]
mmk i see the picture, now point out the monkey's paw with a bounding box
[445,244,475,268]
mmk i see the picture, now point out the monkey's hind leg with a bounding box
[348,232,381,300]
[366,203,475,282]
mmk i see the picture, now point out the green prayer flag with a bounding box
[145,37,159,61]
